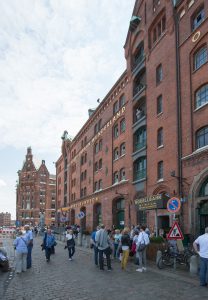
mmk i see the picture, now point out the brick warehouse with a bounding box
[56,0,208,238]
[16,147,56,226]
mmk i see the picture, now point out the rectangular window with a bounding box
[194,46,207,70]
[156,64,163,85]
[157,161,164,180]
[157,95,163,114]
[192,8,205,31]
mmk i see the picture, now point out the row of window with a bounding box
[113,95,126,114]
[95,159,102,172]
[80,170,87,181]
[113,168,126,184]
[80,153,87,165]
[113,143,126,160]
[133,157,163,181]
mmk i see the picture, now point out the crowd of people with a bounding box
[4,223,207,287]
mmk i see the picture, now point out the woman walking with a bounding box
[42,229,56,262]
[13,231,28,274]
[66,229,76,261]
[136,226,150,272]
[121,227,131,270]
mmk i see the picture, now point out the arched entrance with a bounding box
[70,209,75,225]
[93,203,102,229]
[112,198,125,229]
[190,170,208,236]
[80,207,86,230]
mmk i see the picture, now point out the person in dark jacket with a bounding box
[121,227,131,270]
[42,229,56,262]
[65,229,76,261]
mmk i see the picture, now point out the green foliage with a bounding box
[150,236,164,243]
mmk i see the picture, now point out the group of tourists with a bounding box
[90,224,150,272]
[10,223,208,288]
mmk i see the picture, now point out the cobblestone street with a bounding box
[1,237,208,300]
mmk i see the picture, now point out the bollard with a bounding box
[77,232,82,246]
[156,250,162,265]
[190,255,199,275]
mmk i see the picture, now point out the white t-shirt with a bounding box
[194,233,208,258]
[66,233,75,240]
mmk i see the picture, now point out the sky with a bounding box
[0,0,135,219]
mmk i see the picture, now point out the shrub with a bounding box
[150,236,164,243]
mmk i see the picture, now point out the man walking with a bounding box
[95,224,112,271]
[193,227,208,287]
[24,225,33,269]
[90,226,100,267]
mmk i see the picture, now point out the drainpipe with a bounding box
[173,8,183,198]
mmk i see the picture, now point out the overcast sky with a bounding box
[0,0,135,219]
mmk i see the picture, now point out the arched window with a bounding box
[120,143,126,156]
[120,168,126,181]
[194,46,207,70]
[133,157,146,181]
[120,118,126,133]
[99,139,102,151]
[196,126,208,149]
[134,126,146,152]
[113,171,119,184]
[195,84,208,109]
[119,95,125,108]
[113,101,119,114]
[199,177,208,197]
[95,142,99,153]
[113,124,119,138]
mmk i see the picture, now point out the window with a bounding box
[134,126,146,152]
[157,128,163,147]
[81,140,84,148]
[157,161,164,180]
[98,119,102,131]
[196,126,208,149]
[113,101,119,114]
[120,143,126,156]
[81,155,84,165]
[99,139,102,151]
[95,162,98,172]
[80,188,84,198]
[199,177,208,197]
[195,84,208,109]
[99,179,102,190]
[84,136,87,145]
[113,124,119,138]
[95,143,99,153]
[94,123,98,134]
[80,172,84,181]
[133,43,144,69]
[120,168,126,181]
[84,153,87,163]
[151,14,166,46]
[194,46,207,70]
[133,157,146,181]
[113,148,119,160]
[156,64,163,84]
[84,187,87,196]
[99,159,102,169]
[113,171,119,184]
[84,170,87,180]
[94,181,98,192]
[119,95,125,108]
[192,7,205,31]
[120,118,126,133]
[157,95,163,114]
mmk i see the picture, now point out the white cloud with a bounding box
[0,179,7,187]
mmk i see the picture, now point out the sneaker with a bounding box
[142,267,147,271]
[136,268,143,272]
[107,268,113,271]
[69,258,72,261]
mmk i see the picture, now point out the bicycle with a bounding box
[157,246,193,269]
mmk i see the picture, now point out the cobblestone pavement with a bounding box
[2,237,208,300]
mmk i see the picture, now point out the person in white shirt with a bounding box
[136,226,150,272]
[65,229,76,261]
[193,227,208,286]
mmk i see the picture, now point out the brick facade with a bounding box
[0,212,11,227]
[56,0,208,237]
[16,147,56,226]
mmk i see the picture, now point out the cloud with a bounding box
[0,179,7,187]
[0,0,134,155]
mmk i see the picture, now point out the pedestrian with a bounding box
[95,224,112,271]
[0,248,9,272]
[113,229,122,259]
[24,224,33,269]
[136,226,150,272]
[42,228,56,262]
[65,229,76,261]
[121,227,131,270]
[13,230,28,274]
[90,226,100,266]
[193,227,208,287]
[132,229,139,265]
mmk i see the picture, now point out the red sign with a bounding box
[167,221,184,240]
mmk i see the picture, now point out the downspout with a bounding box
[173,8,183,198]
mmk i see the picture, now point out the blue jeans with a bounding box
[199,257,208,285]
[93,246,99,265]
[45,247,52,261]
[68,247,75,259]
[27,244,33,269]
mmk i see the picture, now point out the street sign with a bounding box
[167,221,184,240]
[76,211,85,219]
[167,197,181,213]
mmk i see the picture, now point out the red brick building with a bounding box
[56,0,208,237]
[0,212,11,227]
[16,147,56,226]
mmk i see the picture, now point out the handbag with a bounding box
[137,233,146,252]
